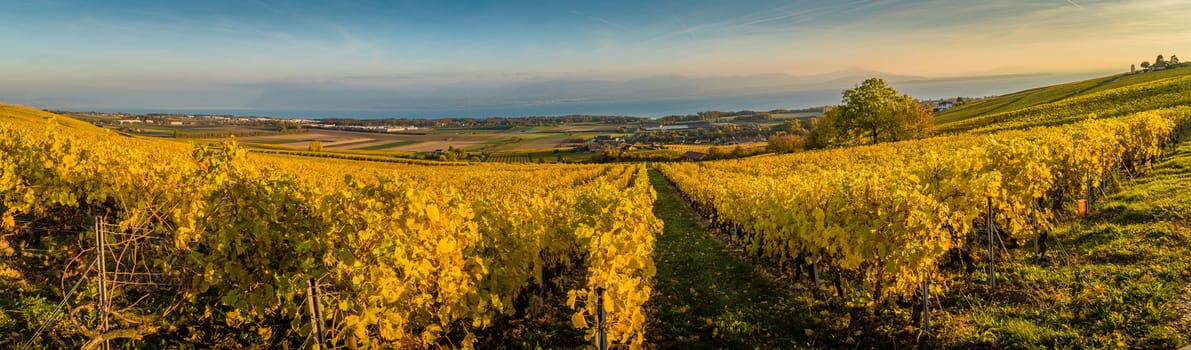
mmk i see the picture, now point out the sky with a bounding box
[1,0,1189,114]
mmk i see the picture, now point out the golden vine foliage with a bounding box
[659,107,1190,303]
[0,104,661,348]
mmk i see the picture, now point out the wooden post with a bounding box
[95,217,110,350]
[987,197,995,290]
[811,259,821,290]
[922,273,930,333]
[921,235,931,333]
[596,287,607,350]
[1031,201,1039,256]
[307,279,327,349]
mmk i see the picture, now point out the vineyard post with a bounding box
[95,217,110,350]
[811,256,821,291]
[1030,201,1039,257]
[987,197,995,289]
[596,287,608,350]
[921,237,930,333]
[306,279,327,349]
[922,273,930,332]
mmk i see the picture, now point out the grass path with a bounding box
[645,169,824,349]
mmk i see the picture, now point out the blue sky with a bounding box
[1,0,1189,111]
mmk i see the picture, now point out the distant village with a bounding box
[63,111,428,133]
[1131,54,1181,74]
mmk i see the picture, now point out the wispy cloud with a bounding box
[571,10,625,30]
[642,0,870,43]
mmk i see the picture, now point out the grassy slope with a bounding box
[930,133,1191,348]
[0,104,103,131]
[935,75,1114,125]
[936,68,1189,125]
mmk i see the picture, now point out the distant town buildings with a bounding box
[641,121,716,131]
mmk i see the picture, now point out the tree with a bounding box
[1156,54,1166,65]
[731,145,745,158]
[707,146,725,159]
[767,132,803,153]
[1141,61,1151,68]
[1131,64,1136,73]
[1172,55,1180,65]
[812,78,934,146]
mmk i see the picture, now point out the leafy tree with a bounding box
[1172,55,1180,65]
[1141,61,1151,68]
[767,132,803,153]
[707,146,725,159]
[812,78,934,146]
[1156,54,1166,65]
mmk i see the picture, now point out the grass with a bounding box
[646,170,828,349]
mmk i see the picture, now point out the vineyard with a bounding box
[4,69,1191,348]
[656,106,1191,346]
[0,105,661,348]
[938,74,1191,133]
[485,152,534,163]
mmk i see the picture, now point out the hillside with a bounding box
[937,73,1191,134]
[936,67,1191,125]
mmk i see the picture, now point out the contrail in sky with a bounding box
[1065,0,1083,8]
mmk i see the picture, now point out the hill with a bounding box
[936,67,1191,125]
[937,72,1191,134]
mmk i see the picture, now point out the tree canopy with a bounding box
[810,78,933,147]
